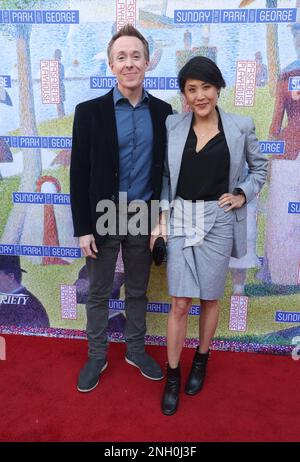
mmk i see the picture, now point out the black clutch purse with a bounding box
[152,237,167,266]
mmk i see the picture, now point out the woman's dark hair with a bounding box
[178,56,226,93]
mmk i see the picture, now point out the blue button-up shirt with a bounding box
[113,86,153,202]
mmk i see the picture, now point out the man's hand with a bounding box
[79,234,98,259]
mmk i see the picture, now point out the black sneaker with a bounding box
[125,352,164,380]
[77,358,108,393]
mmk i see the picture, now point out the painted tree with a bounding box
[161,0,168,16]
[0,0,62,243]
[0,0,42,243]
[239,0,280,95]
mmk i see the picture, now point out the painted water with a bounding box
[0,4,298,133]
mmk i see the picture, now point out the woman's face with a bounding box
[183,79,219,118]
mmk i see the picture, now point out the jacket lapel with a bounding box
[169,112,193,200]
[149,95,161,169]
[218,107,245,190]
[100,89,119,168]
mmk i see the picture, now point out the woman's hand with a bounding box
[218,192,246,211]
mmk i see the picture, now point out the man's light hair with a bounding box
[107,24,150,63]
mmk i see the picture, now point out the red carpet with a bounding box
[0,334,299,442]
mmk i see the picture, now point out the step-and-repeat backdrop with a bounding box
[0,0,299,355]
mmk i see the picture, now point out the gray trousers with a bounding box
[85,230,152,360]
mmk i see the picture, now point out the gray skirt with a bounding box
[167,198,234,299]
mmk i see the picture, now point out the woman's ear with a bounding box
[181,94,192,113]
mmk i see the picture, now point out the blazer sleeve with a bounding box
[160,114,172,212]
[70,104,93,237]
[236,117,268,203]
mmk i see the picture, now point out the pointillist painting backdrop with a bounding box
[0,0,299,354]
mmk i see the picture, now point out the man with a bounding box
[255,51,268,88]
[0,255,50,328]
[70,25,172,393]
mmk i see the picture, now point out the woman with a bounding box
[151,56,268,416]
[259,22,300,286]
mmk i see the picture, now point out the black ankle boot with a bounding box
[185,348,210,395]
[161,364,181,416]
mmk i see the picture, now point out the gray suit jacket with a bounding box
[160,107,268,258]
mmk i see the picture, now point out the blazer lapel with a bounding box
[149,96,161,168]
[169,112,193,200]
[101,89,119,168]
[218,107,245,190]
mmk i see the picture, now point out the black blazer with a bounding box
[70,89,172,245]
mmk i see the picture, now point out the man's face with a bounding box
[0,270,14,293]
[109,36,148,93]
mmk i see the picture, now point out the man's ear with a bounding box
[109,61,115,75]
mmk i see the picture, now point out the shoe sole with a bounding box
[125,357,164,381]
[184,383,204,395]
[77,361,108,393]
[184,388,202,396]
[162,407,178,416]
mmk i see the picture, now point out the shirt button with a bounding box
[111,194,115,200]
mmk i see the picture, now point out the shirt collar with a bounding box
[113,85,149,106]
[0,285,24,295]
